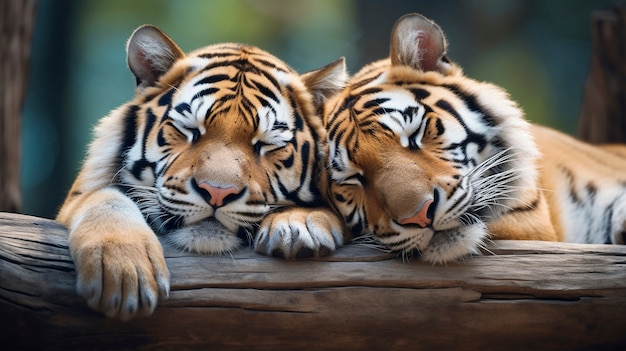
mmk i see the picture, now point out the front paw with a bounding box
[70,226,170,320]
[255,207,346,259]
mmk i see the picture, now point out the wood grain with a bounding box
[1,212,625,350]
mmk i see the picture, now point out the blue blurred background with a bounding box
[21,0,615,219]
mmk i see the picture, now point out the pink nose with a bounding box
[197,182,240,207]
[399,199,434,228]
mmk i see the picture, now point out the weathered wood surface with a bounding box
[1,212,626,350]
[578,3,626,144]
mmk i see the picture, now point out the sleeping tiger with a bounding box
[323,13,626,264]
[57,25,349,320]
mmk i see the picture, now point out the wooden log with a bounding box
[578,3,626,144]
[1,212,626,350]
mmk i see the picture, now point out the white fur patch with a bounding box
[421,224,486,264]
[252,104,294,156]
[375,90,427,148]
[166,218,240,255]
[328,142,363,185]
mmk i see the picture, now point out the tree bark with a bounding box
[1,212,625,350]
[578,4,626,144]
[0,0,37,212]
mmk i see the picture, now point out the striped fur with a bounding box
[324,13,626,264]
[57,25,348,320]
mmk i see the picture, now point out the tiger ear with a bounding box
[389,13,452,74]
[126,25,185,91]
[301,57,348,108]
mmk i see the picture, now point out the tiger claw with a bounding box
[255,207,345,259]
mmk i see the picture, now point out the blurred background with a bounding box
[21,0,616,219]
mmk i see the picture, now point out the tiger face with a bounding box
[115,26,346,253]
[57,25,348,320]
[324,14,542,263]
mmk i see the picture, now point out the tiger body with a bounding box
[57,25,348,320]
[323,13,626,263]
[533,125,626,245]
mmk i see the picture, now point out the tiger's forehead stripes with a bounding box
[355,89,427,147]
[162,47,297,140]
[330,76,495,158]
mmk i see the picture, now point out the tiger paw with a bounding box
[70,225,170,320]
[255,207,347,259]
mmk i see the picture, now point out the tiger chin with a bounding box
[324,13,626,264]
[56,25,349,320]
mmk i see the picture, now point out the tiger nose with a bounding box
[399,199,436,228]
[196,181,240,208]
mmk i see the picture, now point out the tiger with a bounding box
[323,13,626,264]
[56,25,349,320]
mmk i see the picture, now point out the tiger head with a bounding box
[115,26,347,253]
[324,14,540,263]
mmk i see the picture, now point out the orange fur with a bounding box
[57,25,348,320]
[323,13,626,263]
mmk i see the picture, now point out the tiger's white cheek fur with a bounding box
[166,218,240,255]
[421,224,486,264]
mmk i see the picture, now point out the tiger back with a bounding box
[323,13,626,264]
[57,25,348,320]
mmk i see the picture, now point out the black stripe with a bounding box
[281,152,294,168]
[120,105,140,155]
[174,103,191,115]
[254,58,284,71]
[603,201,615,244]
[377,231,402,239]
[298,141,311,194]
[198,51,240,59]
[447,192,471,216]
[585,182,597,203]
[352,75,381,90]
[442,83,499,127]
[363,98,390,109]
[266,172,278,202]
[509,192,540,213]
[164,184,189,195]
[258,69,282,94]
[158,88,175,106]
[238,96,256,122]
[333,192,347,203]
[144,108,158,144]
[284,85,304,131]
[558,165,583,205]
[132,108,159,182]
[336,94,358,115]
[435,118,445,136]
[194,74,231,86]
[436,99,487,161]
[195,87,220,98]
[408,88,431,100]
[252,80,279,103]
[158,153,180,177]
[254,95,271,110]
